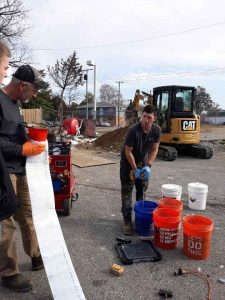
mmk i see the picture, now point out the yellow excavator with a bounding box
[126,86,213,161]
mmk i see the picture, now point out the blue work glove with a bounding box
[134,168,141,179]
[140,166,151,180]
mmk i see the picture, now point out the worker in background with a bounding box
[0,64,47,293]
[0,42,19,221]
[120,104,161,235]
[132,89,144,122]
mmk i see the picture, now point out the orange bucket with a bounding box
[183,215,214,260]
[28,127,48,142]
[153,208,181,250]
[158,198,183,215]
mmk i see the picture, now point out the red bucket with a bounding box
[28,127,48,142]
[183,215,214,260]
[153,208,181,250]
[158,198,183,215]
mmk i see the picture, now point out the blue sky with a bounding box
[20,0,225,108]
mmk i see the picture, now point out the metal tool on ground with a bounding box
[142,190,146,208]
[159,289,173,299]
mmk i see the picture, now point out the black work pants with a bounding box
[120,161,149,223]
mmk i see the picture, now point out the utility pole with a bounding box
[87,61,96,120]
[116,81,124,126]
[83,68,93,119]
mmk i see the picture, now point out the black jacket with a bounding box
[0,149,18,221]
[0,89,27,174]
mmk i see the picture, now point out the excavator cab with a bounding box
[151,85,213,160]
[153,85,195,133]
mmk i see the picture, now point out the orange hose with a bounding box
[182,268,212,300]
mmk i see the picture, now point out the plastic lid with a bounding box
[188,182,208,192]
[161,184,182,192]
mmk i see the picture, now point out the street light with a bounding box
[115,81,124,126]
[87,60,96,120]
[83,68,93,119]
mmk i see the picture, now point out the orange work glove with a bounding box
[22,141,46,156]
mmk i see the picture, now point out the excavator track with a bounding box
[157,142,213,161]
[178,142,214,159]
[157,145,178,161]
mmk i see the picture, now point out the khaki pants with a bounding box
[0,174,40,277]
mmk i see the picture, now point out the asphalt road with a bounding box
[1,143,225,299]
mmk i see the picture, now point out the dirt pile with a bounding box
[94,126,129,152]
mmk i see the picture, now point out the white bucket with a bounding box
[161,184,182,200]
[188,182,208,210]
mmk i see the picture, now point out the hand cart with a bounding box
[49,142,78,215]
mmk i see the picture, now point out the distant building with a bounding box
[77,102,125,126]
[205,110,225,125]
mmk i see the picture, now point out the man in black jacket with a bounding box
[0,64,47,292]
[0,40,19,222]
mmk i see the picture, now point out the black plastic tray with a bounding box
[116,240,162,265]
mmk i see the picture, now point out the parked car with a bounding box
[100,122,111,127]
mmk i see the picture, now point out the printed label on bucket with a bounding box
[155,226,178,249]
[183,234,210,259]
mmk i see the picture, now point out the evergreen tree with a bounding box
[79,92,94,106]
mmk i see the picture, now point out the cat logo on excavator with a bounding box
[182,120,196,131]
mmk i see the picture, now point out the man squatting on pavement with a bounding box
[0,62,48,292]
[120,104,162,235]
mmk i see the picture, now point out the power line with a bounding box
[30,21,225,51]
[98,67,225,85]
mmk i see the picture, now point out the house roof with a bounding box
[218,111,225,117]
[78,102,116,109]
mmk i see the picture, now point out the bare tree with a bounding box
[10,43,33,67]
[0,0,31,66]
[99,83,125,106]
[206,104,221,117]
[99,84,117,103]
[48,51,84,99]
[0,0,28,41]
[47,51,84,122]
